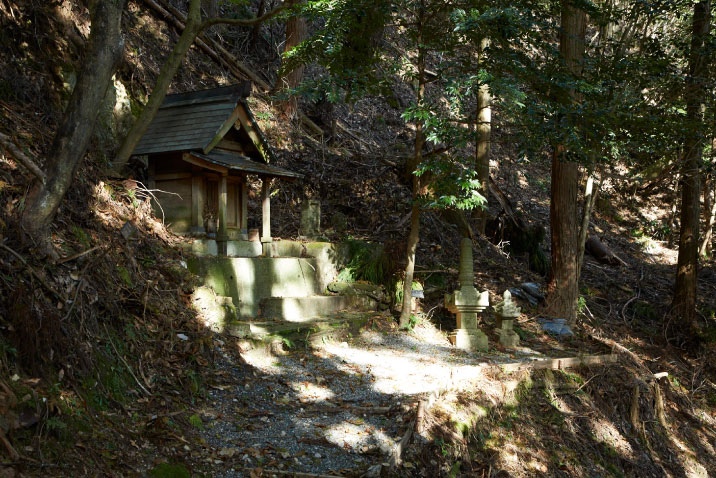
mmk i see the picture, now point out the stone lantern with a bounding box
[494,290,521,348]
[444,238,489,351]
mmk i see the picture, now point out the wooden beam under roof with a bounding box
[181,152,228,174]
[203,107,242,154]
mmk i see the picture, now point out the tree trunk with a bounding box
[672,0,710,332]
[250,0,266,47]
[699,172,715,257]
[475,37,491,236]
[279,2,307,119]
[113,0,202,170]
[399,20,426,329]
[545,1,585,326]
[19,0,127,254]
[547,149,580,324]
[667,171,680,248]
[699,142,715,257]
[576,174,598,283]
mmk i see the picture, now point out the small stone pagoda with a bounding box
[131,82,302,255]
[494,290,521,348]
[445,238,489,351]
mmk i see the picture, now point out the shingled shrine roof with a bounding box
[132,83,283,170]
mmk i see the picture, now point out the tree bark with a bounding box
[475,37,491,236]
[667,171,680,248]
[672,0,710,332]
[699,171,715,257]
[399,18,426,329]
[250,0,266,47]
[18,0,127,253]
[699,141,715,257]
[576,174,598,283]
[545,1,585,326]
[279,2,307,119]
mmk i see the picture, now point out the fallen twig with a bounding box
[104,323,152,396]
[0,430,19,461]
[0,242,65,301]
[241,468,344,478]
[62,247,109,322]
[303,405,393,415]
[0,131,46,183]
[390,418,415,468]
[57,245,101,264]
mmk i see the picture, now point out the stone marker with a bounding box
[300,199,321,239]
[445,238,489,351]
[494,290,521,348]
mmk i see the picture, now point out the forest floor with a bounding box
[194,311,596,477]
[2,1,716,477]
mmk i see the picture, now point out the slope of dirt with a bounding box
[1,0,716,477]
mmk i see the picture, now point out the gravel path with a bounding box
[198,317,547,477]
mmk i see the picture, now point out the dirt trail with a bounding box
[196,315,557,477]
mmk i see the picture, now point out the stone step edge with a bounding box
[226,315,369,339]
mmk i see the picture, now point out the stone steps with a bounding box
[259,295,376,322]
[188,241,381,323]
[226,313,370,341]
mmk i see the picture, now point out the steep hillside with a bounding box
[1,1,716,477]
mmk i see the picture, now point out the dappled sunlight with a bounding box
[288,380,336,403]
[586,417,635,459]
[322,340,484,396]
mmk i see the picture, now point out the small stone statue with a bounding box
[494,290,521,348]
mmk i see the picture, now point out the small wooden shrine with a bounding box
[132,82,301,254]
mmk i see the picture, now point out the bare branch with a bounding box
[200,2,292,30]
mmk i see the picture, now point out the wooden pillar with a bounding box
[190,175,205,234]
[240,176,248,239]
[217,173,228,256]
[261,177,272,256]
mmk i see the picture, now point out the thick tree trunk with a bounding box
[475,38,491,236]
[547,148,580,324]
[279,3,307,119]
[672,0,710,332]
[19,0,127,253]
[545,1,585,326]
[399,24,426,329]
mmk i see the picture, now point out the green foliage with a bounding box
[70,225,91,248]
[577,296,587,314]
[45,417,68,438]
[148,463,190,478]
[0,336,17,367]
[283,0,392,102]
[188,414,203,429]
[338,239,392,286]
[116,265,132,288]
[394,280,422,308]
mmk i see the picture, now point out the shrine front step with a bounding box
[259,295,377,322]
[226,314,370,341]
